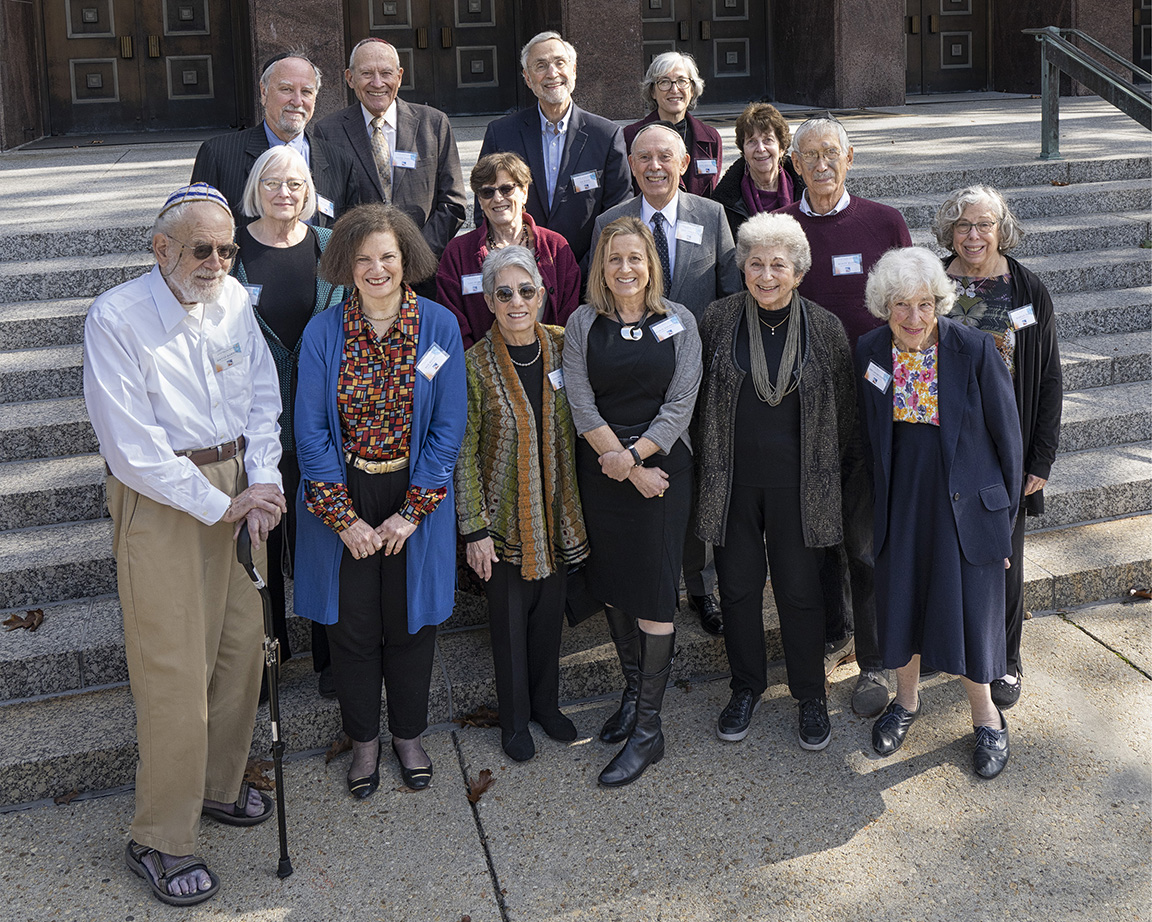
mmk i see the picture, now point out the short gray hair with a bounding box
[865,247,956,320]
[736,213,812,277]
[630,122,687,161]
[932,185,1024,254]
[481,245,547,310]
[259,53,322,92]
[790,116,849,156]
[641,52,704,111]
[520,31,577,71]
[240,146,317,221]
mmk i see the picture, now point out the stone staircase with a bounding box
[0,150,1149,809]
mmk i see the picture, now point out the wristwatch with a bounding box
[628,446,643,467]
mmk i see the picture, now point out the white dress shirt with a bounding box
[362,101,398,188]
[799,189,851,216]
[641,192,680,278]
[83,266,283,525]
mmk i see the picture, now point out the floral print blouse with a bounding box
[892,344,939,426]
[948,273,1015,375]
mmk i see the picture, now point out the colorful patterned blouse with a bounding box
[305,288,446,532]
[892,343,940,426]
[948,273,1015,375]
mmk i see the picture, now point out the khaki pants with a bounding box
[107,456,265,855]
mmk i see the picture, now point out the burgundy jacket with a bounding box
[622,111,722,199]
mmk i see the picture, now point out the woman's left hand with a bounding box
[599,448,635,482]
[628,464,669,499]
[375,513,418,555]
[1023,474,1047,496]
[466,538,499,581]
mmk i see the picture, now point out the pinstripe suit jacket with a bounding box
[190,123,359,229]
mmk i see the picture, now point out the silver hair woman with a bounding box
[930,184,1061,712]
[695,211,856,753]
[856,246,1023,780]
[455,245,588,762]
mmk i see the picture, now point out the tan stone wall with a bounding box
[562,0,641,121]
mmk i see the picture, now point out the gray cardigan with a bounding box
[562,299,702,455]
[695,292,858,548]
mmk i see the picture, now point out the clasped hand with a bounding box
[338,513,418,560]
[222,483,287,549]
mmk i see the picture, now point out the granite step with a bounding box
[1022,246,1152,297]
[0,343,84,404]
[1059,330,1152,390]
[0,454,106,530]
[0,518,114,610]
[908,210,1151,260]
[0,396,96,463]
[0,299,90,351]
[0,252,152,303]
[1057,379,1152,453]
[3,225,153,262]
[1052,286,1151,340]
[1027,442,1152,533]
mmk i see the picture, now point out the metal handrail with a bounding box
[1022,26,1152,160]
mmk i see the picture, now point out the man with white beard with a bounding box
[83,184,286,907]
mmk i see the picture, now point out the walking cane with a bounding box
[236,522,294,879]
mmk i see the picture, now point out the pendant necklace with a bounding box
[616,307,648,341]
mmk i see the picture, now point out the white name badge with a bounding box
[393,150,418,169]
[675,221,704,245]
[651,314,685,342]
[548,368,565,390]
[461,273,484,296]
[242,284,262,307]
[572,170,600,192]
[316,194,335,218]
[695,158,718,175]
[1009,304,1037,330]
[212,341,243,373]
[416,342,450,380]
[864,361,892,393]
[832,253,863,276]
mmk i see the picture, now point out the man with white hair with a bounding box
[478,31,631,267]
[191,53,358,228]
[83,184,286,907]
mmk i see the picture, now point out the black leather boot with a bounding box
[598,630,674,787]
[599,607,641,743]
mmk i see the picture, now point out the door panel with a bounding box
[906,0,989,95]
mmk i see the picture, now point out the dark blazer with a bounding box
[589,192,741,322]
[190,123,359,229]
[478,103,632,266]
[312,100,466,257]
[622,111,722,199]
[855,316,1023,566]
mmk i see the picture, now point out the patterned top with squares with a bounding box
[891,343,940,426]
[305,288,446,532]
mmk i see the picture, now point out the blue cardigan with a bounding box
[292,293,467,630]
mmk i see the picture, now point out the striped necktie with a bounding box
[370,116,392,203]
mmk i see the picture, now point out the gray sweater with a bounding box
[561,299,702,455]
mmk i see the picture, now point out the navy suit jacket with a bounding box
[312,100,466,257]
[855,316,1022,566]
[190,123,359,229]
[478,103,632,265]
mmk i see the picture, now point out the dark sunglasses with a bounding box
[494,284,539,302]
[477,182,520,200]
[168,235,239,261]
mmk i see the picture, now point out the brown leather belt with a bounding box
[345,452,409,474]
[176,435,246,466]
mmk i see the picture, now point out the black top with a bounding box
[585,313,677,435]
[238,225,320,352]
[732,307,802,486]
[508,341,545,464]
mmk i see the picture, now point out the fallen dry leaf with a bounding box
[243,758,275,792]
[1050,180,1070,187]
[325,733,353,763]
[53,789,80,805]
[466,769,495,804]
[4,609,44,632]
[454,705,500,729]
[1130,587,1152,600]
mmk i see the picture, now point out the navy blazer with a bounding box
[312,100,466,257]
[478,103,632,265]
[855,316,1022,566]
[622,111,722,199]
[190,123,359,229]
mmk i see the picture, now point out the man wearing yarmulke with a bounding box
[83,184,287,907]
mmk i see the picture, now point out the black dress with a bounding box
[576,314,692,622]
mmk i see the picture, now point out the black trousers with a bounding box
[820,474,882,671]
[682,489,717,596]
[714,483,826,702]
[484,560,567,733]
[1005,508,1027,677]
[327,466,436,742]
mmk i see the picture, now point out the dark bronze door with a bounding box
[641,0,769,107]
[344,0,519,115]
[1137,0,1151,75]
[906,0,990,95]
[42,0,242,135]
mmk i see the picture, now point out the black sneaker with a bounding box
[716,689,760,741]
[798,697,831,751]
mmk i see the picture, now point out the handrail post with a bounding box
[1037,27,1063,160]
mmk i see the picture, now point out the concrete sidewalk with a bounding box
[0,600,1147,921]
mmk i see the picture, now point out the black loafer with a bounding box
[990,672,1022,709]
[872,700,920,755]
[347,750,381,800]
[973,711,1009,779]
[687,593,724,636]
[392,741,433,790]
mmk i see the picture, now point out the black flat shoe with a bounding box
[347,750,381,800]
[531,709,578,741]
[973,710,1010,779]
[872,700,920,755]
[501,728,536,762]
[687,593,723,636]
[392,741,433,790]
[990,671,1022,709]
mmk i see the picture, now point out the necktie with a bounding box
[370,116,392,203]
[652,213,672,291]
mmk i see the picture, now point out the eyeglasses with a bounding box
[954,220,998,235]
[796,148,842,164]
[655,76,691,91]
[477,183,520,200]
[494,284,540,302]
[260,178,306,193]
[167,235,239,261]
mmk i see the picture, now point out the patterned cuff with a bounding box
[304,480,358,533]
[398,485,447,525]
